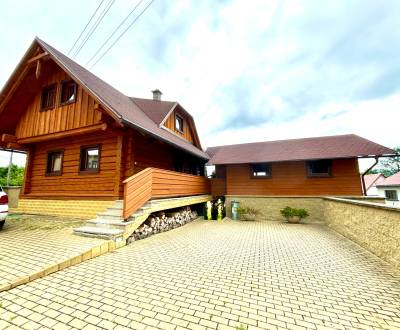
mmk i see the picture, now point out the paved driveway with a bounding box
[0,214,106,290]
[0,220,399,330]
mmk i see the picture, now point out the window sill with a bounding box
[60,99,76,107]
[45,172,62,177]
[40,106,55,112]
[79,169,100,175]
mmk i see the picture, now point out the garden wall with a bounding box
[323,197,400,270]
[225,196,324,223]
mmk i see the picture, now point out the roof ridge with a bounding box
[206,134,357,150]
[129,96,177,104]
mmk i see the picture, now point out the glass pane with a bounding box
[252,164,270,176]
[52,154,62,172]
[176,116,183,131]
[86,148,99,169]
[309,160,330,174]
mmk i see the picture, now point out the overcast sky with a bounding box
[0,0,399,168]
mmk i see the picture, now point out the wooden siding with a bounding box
[211,178,227,197]
[164,109,195,144]
[123,167,210,218]
[22,130,121,199]
[15,63,103,139]
[225,159,362,196]
[131,131,174,174]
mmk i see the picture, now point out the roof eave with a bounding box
[121,118,209,160]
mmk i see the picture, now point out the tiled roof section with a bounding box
[206,134,395,165]
[35,38,208,160]
[376,172,400,186]
[364,174,385,190]
[130,97,176,125]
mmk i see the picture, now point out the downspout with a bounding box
[361,156,379,196]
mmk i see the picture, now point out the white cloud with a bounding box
[0,0,399,171]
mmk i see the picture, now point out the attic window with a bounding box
[307,160,332,177]
[60,80,77,105]
[40,84,56,110]
[175,114,184,133]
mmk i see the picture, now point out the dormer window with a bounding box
[40,84,56,110]
[175,114,184,133]
[60,80,77,105]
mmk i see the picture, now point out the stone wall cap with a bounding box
[324,197,400,213]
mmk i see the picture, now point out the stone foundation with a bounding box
[10,199,115,219]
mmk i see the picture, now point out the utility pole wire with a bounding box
[72,0,116,59]
[89,0,155,69]
[85,0,145,67]
[68,0,106,55]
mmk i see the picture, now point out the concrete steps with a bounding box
[73,200,151,242]
[73,195,213,244]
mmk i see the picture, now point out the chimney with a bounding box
[152,89,162,101]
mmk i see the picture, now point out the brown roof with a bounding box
[130,97,176,125]
[0,38,208,160]
[206,134,396,165]
[376,172,400,186]
[129,97,203,149]
[364,173,385,190]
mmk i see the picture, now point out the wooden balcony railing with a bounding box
[123,167,211,219]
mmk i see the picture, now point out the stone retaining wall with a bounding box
[225,196,324,223]
[324,197,400,270]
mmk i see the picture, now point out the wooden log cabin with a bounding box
[0,38,211,220]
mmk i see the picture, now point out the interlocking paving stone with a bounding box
[0,220,399,330]
[0,222,106,289]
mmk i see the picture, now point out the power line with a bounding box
[85,0,145,67]
[72,0,116,59]
[68,0,106,55]
[89,0,155,69]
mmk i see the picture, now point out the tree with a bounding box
[366,147,400,177]
[0,165,25,186]
[379,147,400,176]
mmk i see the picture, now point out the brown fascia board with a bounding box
[206,154,397,166]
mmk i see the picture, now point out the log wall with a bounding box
[22,130,121,199]
[15,62,103,139]
[224,158,362,196]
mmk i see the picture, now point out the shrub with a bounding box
[237,206,261,216]
[280,206,309,219]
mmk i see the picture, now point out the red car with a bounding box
[0,186,8,229]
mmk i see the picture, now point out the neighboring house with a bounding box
[363,173,385,196]
[206,135,395,215]
[376,172,400,207]
[0,38,210,220]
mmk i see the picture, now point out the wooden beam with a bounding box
[6,142,28,151]
[18,122,107,144]
[0,65,31,114]
[27,52,49,64]
[35,60,42,79]
[114,135,123,196]
[1,133,17,143]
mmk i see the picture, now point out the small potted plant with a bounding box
[280,206,309,224]
[237,206,261,221]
